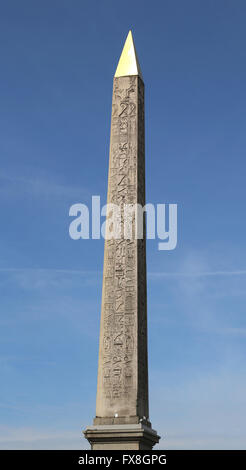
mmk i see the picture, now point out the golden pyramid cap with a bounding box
[114,30,143,80]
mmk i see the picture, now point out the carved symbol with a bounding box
[126,334,133,352]
[125,293,134,311]
[114,333,123,346]
[119,101,128,117]
[103,336,111,351]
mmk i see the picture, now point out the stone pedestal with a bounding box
[84,424,160,450]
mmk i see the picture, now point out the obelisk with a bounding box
[84,31,160,450]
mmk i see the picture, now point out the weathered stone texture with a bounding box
[95,75,149,424]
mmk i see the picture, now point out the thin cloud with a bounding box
[149,270,246,279]
[1,267,246,278]
[0,426,83,449]
[0,171,90,201]
[0,267,98,275]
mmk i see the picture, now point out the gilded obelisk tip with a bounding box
[114,30,143,80]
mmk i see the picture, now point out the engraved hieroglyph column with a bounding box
[84,31,160,450]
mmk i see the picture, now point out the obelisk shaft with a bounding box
[95,73,149,424]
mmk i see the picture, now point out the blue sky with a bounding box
[1,0,246,449]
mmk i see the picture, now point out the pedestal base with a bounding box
[83,424,160,450]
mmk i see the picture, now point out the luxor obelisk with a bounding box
[84,31,160,450]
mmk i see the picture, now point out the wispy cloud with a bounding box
[1,266,246,278]
[0,267,101,290]
[0,171,90,202]
[0,267,98,275]
[0,426,86,450]
[149,270,246,279]
[149,251,246,336]
[151,368,246,450]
